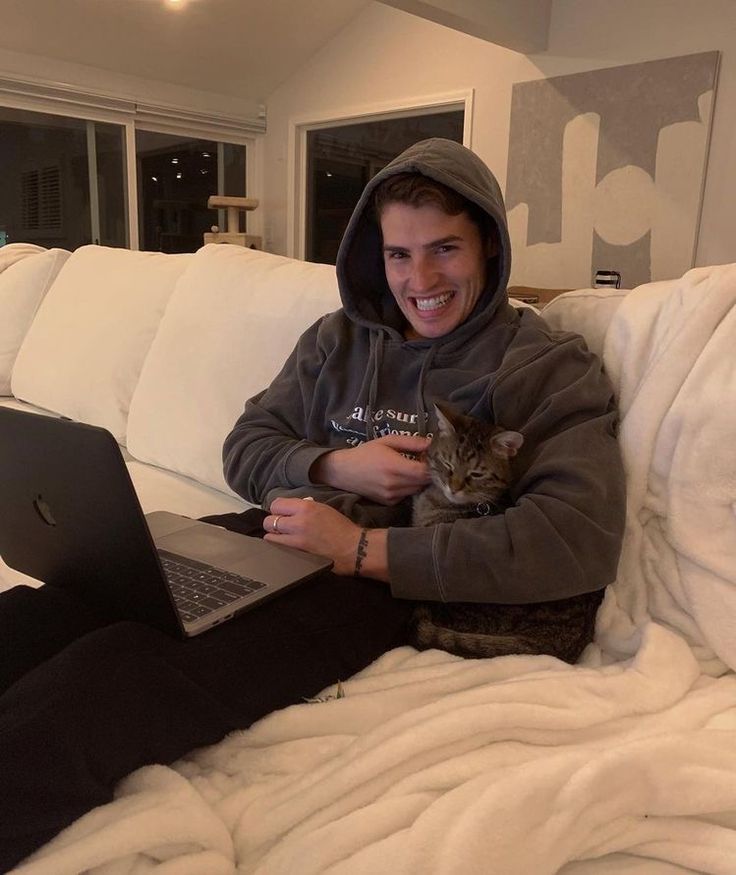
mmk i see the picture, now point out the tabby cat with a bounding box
[409,402,603,663]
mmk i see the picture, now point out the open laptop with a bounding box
[0,407,333,638]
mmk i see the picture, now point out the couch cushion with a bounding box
[0,242,48,270]
[11,245,192,444]
[126,461,250,518]
[541,288,629,359]
[127,245,341,495]
[0,396,62,417]
[0,248,70,395]
[0,396,135,461]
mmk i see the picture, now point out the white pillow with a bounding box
[127,245,341,494]
[0,248,70,395]
[0,242,48,271]
[11,245,192,443]
[541,288,630,359]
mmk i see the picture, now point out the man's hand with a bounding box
[310,434,431,504]
[264,498,386,578]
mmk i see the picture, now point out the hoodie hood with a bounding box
[335,138,512,345]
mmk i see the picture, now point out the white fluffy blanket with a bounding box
[12,264,736,875]
[596,262,736,675]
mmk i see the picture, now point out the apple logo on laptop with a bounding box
[33,494,57,527]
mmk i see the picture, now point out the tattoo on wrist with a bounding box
[354,528,369,577]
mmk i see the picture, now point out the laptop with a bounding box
[0,407,333,638]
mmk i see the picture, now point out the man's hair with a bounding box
[372,172,495,245]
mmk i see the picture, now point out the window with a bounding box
[0,82,258,254]
[305,110,464,264]
[0,106,127,249]
[136,131,246,253]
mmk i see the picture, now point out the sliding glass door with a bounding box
[0,106,127,250]
[0,105,250,254]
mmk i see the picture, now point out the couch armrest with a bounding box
[541,288,630,359]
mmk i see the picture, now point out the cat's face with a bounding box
[426,404,523,506]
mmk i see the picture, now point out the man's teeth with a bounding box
[414,292,454,311]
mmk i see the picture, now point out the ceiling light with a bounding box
[151,176,158,182]
[171,158,179,165]
[176,172,183,179]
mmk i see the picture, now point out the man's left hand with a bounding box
[264,497,362,576]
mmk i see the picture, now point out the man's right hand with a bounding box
[310,434,432,505]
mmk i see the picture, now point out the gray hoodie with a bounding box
[223,138,625,604]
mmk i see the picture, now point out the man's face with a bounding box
[380,202,492,340]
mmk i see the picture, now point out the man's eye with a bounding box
[387,251,408,260]
[436,245,456,255]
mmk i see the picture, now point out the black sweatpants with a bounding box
[0,510,414,871]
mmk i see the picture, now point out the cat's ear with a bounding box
[433,402,457,436]
[490,430,524,459]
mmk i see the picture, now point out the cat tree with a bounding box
[204,196,262,248]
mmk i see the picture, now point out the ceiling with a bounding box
[0,0,371,101]
[0,0,551,106]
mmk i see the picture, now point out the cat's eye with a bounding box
[468,471,484,479]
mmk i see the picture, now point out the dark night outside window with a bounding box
[0,106,126,250]
[136,131,246,253]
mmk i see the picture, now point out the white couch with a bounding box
[8,243,736,875]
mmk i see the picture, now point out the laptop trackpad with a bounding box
[156,520,332,587]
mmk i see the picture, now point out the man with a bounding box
[223,138,625,606]
[0,138,624,869]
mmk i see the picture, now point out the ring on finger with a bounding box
[272,514,282,533]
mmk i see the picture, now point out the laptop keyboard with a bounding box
[158,550,267,624]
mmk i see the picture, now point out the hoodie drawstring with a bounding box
[414,343,437,437]
[364,332,385,440]
[354,332,436,442]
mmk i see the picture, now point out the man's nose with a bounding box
[409,258,438,293]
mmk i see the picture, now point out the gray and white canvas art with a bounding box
[505,52,720,290]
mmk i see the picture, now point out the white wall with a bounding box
[262,0,736,279]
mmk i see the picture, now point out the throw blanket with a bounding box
[12,264,736,874]
[596,263,736,675]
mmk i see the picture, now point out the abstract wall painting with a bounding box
[505,52,720,290]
